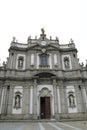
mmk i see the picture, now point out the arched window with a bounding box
[18,56,24,69]
[64,57,70,69]
[68,92,75,108]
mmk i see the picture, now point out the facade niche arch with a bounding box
[18,56,24,69]
[68,91,75,108]
[14,91,22,109]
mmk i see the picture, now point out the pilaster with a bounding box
[1,85,7,114]
[52,77,58,117]
[0,85,3,114]
[33,77,38,119]
[57,86,61,113]
[7,85,14,114]
[80,85,87,112]
[29,85,33,115]
[59,82,66,113]
[22,85,30,117]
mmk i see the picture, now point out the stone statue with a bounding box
[41,28,45,34]
[56,36,59,43]
[15,95,20,108]
[69,38,74,44]
[27,36,31,43]
[18,59,23,68]
[69,95,75,107]
[64,57,70,68]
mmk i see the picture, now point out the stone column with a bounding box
[52,77,58,117]
[1,85,7,114]
[33,78,37,119]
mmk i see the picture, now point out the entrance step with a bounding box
[0,119,57,122]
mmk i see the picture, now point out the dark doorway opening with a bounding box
[40,97,51,119]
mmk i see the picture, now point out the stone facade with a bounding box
[0,29,87,120]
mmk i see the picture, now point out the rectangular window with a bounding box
[39,54,49,67]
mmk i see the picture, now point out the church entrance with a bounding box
[40,97,51,119]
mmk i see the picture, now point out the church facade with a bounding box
[0,29,87,120]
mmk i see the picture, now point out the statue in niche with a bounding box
[69,94,75,108]
[19,59,23,68]
[64,57,70,68]
[15,95,20,108]
[18,57,24,68]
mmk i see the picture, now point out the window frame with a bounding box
[18,56,24,69]
[39,53,49,67]
[16,54,26,70]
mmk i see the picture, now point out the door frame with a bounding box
[37,85,54,119]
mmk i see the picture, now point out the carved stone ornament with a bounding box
[39,88,51,97]
[41,48,46,53]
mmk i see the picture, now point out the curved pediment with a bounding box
[29,43,59,51]
[34,72,56,78]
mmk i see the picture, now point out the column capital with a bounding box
[31,86,34,89]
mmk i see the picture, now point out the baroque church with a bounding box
[0,29,87,120]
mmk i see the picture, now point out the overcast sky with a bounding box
[0,0,87,65]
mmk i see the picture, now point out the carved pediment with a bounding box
[29,44,59,51]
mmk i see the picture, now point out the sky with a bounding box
[0,0,87,65]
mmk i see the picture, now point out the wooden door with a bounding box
[45,97,51,119]
[40,97,51,119]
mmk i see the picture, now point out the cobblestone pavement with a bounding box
[0,121,87,130]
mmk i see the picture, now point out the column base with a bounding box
[33,114,38,119]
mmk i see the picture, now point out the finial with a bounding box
[81,62,84,67]
[27,36,31,43]
[16,40,18,42]
[12,37,16,42]
[50,36,52,40]
[35,35,37,39]
[55,36,59,43]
